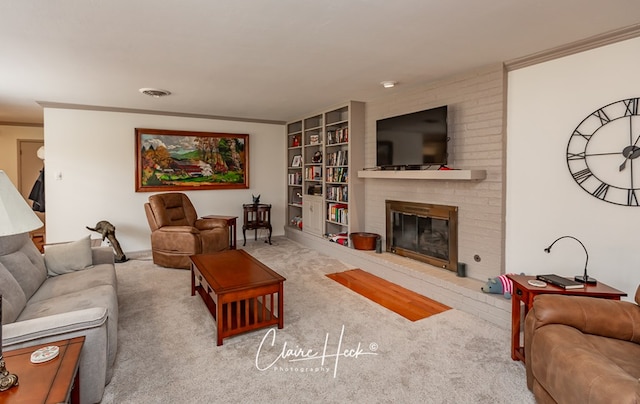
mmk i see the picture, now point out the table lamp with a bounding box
[544,235,597,285]
[0,170,44,391]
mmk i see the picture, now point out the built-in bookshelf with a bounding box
[285,101,365,243]
[286,120,303,230]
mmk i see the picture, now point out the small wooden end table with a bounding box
[242,204,272,246]
[507,274,626,363]
[191,249,285,346]
[202,215,238,249]
[0,336,84,404]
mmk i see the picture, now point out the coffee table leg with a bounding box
[278,283,284,329]
[217,301,224,346]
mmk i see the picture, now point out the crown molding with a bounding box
[0,121,43,127]
[36,102,286,125]
[505,23,640,71]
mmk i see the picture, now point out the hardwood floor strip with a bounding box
[326,269,450,321]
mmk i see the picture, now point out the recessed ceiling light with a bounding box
[139,88,171,98]
[381,81,397,88]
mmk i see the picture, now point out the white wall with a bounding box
[506,36,640,300]
[44,108,285,252]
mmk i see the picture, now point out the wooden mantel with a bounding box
[357,169,486,181]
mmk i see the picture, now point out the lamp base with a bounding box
[574,275,597,285]
[0,358,18,391]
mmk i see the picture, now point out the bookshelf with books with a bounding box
[285,101,365,241]
[287,120,303,230]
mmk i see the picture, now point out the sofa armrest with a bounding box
[92,246,115,265]
[195,218,227,230]
[2,307,108,347]
[156,226,199,234]
[529,294,640,343]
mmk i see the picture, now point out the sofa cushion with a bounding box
[0,237,47,302]
[29,264,117,303]
[0,264,27,324]
[44,235,93,276]
[17,284,119,373]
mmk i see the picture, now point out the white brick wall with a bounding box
[362,64,506,281]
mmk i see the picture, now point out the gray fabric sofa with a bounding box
[0,232,118,404]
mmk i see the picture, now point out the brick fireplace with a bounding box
[385,200,458,271]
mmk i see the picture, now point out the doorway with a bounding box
[18,139,45,250]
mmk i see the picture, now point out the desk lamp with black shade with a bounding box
[0,170,44,391]
[544,235,597,285]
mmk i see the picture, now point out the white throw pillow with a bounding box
[44,235,93,276]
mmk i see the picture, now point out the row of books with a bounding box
[305,166,322,181]
[327,203,348,224]
[326,128,348,144]
[325,150,348,166]
[326,185,348,202]
[287,172,302,185]
[326,167,348,183]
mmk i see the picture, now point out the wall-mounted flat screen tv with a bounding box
[376,105,448,168]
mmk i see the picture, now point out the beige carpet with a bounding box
[101,237,534,403]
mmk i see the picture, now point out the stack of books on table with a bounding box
[536,274,585,289]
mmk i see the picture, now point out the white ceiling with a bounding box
[2,1,640,125]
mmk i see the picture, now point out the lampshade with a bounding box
[0,170,43,236]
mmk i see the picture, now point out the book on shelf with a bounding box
[536,274,585,289]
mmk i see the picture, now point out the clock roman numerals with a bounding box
[592,108,611,125]
[572,129,591,141]
[624,98,639,116]
[628,189,639,206]
[591,182,609,200]
[572,168,592,183]
[567,151,586,160]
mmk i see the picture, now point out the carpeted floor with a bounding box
[101,237,534,403]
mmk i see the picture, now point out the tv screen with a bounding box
[376,106,448,168]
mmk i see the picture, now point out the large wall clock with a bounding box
[567,97,640,206]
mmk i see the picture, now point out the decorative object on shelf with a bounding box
[291,155,302,167]
[291,135,300,147]
[0,170,45,391]
[567,97,640,206]
[309,134,320,144]
[312,151,322,163]
[544,235,596,284]
[252,194,260,204]
[86,220,128,262]
[135,128,249,192]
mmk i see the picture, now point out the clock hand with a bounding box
[620,118,639,171]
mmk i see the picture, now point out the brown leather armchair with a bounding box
[144,193,230,269]
[525,286,640,404]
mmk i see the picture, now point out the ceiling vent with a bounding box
[139,88,171,98]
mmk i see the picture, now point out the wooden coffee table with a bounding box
[190,249,285,345]
[0,336,84,404]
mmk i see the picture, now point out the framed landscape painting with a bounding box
[135,128,249,192]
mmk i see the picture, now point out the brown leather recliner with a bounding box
[525,286,640,404]
[144,193,230,269]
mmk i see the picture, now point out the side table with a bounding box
[242,203,272,246]
[202,215,238,249]
[0,336,85,404]
[507,274,626,363]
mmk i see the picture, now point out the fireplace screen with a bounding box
[392,213,449,261]
[386,200,458,271]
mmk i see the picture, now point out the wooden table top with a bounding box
[0,336,84,404]
[190,250,285,293]
[507,274,627,297]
